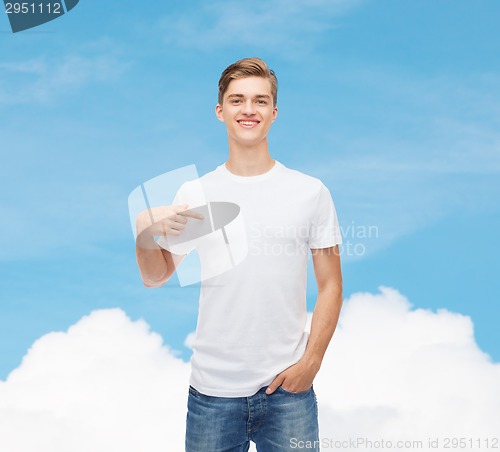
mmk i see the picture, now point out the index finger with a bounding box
[266,374,285,394]
[179,208,204,220]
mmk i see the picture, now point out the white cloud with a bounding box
[158,0,362,57]
[1,289,499,451]
[0,309,190,452]
[315,287,500,445]
[183,331,196,349]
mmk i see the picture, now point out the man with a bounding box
[135,58,343,451]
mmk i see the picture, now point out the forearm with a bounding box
[135,233,170,288]
[302,284,343,370]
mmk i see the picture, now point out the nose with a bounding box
[241,99,256,115]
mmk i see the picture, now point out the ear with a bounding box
[272,106,278,122]
[215,104,225,122]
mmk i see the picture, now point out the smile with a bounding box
[237,120,260,128]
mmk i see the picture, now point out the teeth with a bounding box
[239,121,258,126]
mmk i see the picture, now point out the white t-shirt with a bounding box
[158,160,342,397]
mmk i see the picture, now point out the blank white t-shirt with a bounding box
[158,160,342,397]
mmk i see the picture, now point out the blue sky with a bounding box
[1,0,499,380]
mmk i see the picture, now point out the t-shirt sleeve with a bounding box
[309,182,342,249]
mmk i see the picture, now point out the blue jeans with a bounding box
[185,385,319,451]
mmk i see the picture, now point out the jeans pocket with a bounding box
[277,385,313,395]
[188,385,202,397]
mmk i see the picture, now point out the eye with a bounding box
[257,100,268,105]
[231,99,242,104]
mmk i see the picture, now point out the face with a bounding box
[216,76,278,149]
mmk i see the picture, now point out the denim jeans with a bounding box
[185,385,319,451]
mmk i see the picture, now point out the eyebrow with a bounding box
[226,94,271,100]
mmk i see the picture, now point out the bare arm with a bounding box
[266,245,343,393]
[302,246,343,369]
[135,236,185,288]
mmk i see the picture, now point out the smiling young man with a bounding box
[135,58,343,451]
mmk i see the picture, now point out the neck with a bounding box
[225,138,275,176]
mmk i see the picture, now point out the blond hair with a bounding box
[218,57,278,106]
